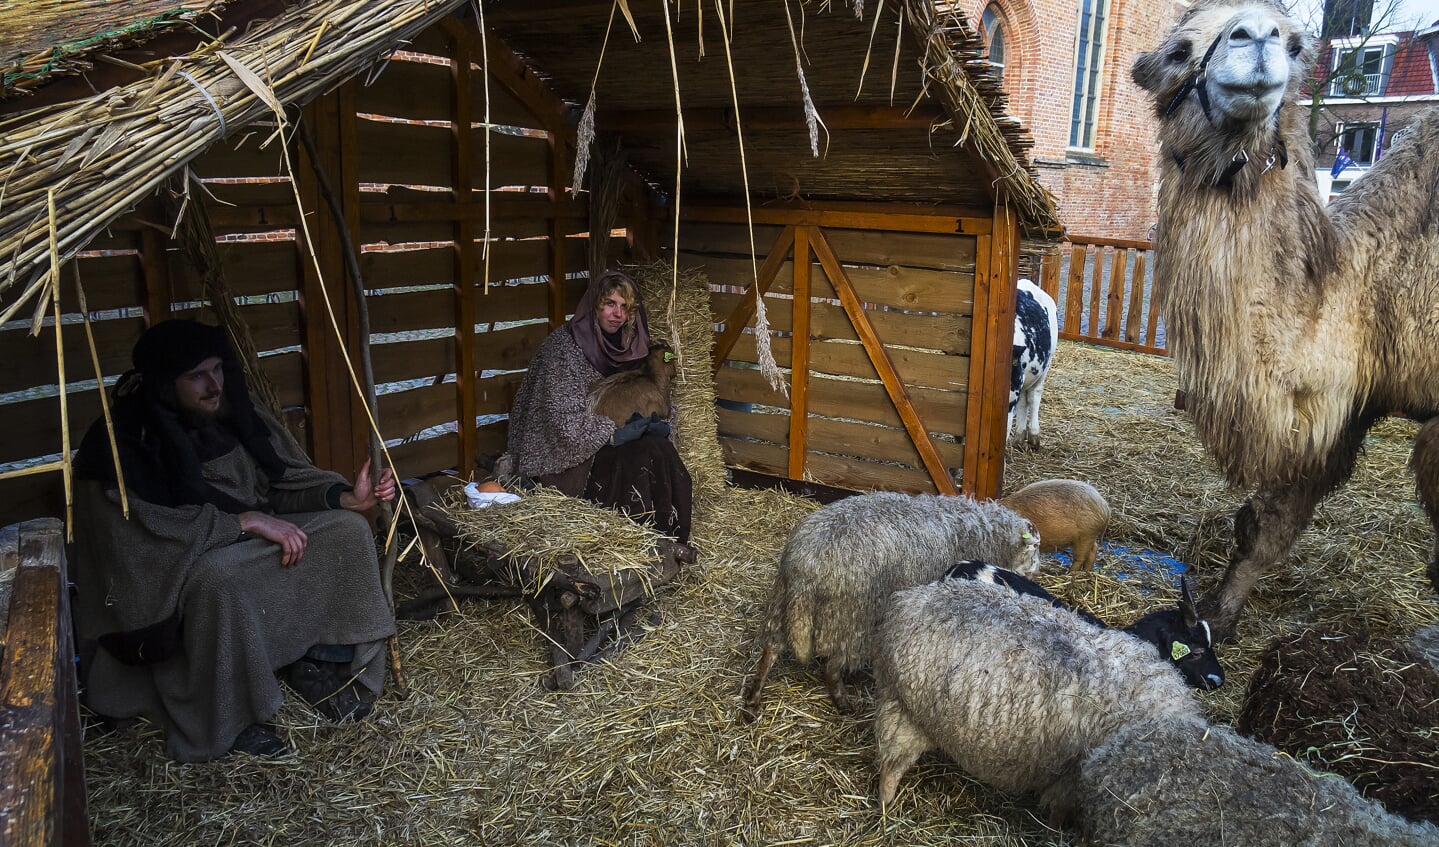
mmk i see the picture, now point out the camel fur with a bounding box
[1132,0,1439,637]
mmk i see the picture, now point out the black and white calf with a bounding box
[943,560,1224,691]
[1010,278,1058,450]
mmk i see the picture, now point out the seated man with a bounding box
[507,269,693,545]
[72,319,396,761]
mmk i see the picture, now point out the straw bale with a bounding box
[80,341,1438,845]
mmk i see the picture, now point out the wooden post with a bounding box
[1064,243,1086,338]
[1102,248,1129,340]
[810,228,956,496]
[788,227,811,480]
[1125,250,1147,344]
[548,137,568,329]
[1086,248,1104,342]
[451,29,479,475]
[295,89,367,476]
[1039,250,1061,303]
[963,234,994,497]
[975,204,1020,499]
[138,225,172,326]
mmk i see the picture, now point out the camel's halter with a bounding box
[1164,30,1289,188]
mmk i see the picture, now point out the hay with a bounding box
[447,486,670,586]
[80,340,1438,845]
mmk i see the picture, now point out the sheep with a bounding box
[943,561,1224,690]
[1411,416,1439,593]
[1009,277,1058,450]
[588,342,677,427]
[740,492,1040,720]
[873,577,1203,817]
[1000,479,1110,571]
[1076,718,1439,846]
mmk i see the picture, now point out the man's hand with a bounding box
[339,459,397,513]
[240,511,308,567]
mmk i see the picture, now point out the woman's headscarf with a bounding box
[568,270,652,376]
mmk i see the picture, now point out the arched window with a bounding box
[982,5,1008,84]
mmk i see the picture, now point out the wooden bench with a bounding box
[0,519,91,846]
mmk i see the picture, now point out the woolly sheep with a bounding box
[872,577,1203,817]
[1077,718,1439,846]
[1000,479,1110,571]
[740,492,1040,719]
[943,561,1224,691]
[588,342,677,427]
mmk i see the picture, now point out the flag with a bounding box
[1375,107,1388,161]
[1331,148,1354,178]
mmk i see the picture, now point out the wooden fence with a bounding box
[1035,234,1165,355]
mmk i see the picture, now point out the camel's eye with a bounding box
[1168,42,1192,63]
[1287,35,1302,57]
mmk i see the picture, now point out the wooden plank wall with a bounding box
[683,218,978,494]
[0,18,625,527]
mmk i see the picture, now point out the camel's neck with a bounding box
[1153,115,1357,489]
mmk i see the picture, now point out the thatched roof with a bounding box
[0,0,1059,323]
[494,0,1060,232]
[0,0,468,321]
[0,1,235,98]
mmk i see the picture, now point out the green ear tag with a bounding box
[1171,641,1192,661]
[664,351,676,363]
[1022,532,1034,542]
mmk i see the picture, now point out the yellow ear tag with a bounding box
[663,351,676,363]
[1171,642,1191,661]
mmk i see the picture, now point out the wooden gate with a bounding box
[682,202,1017,499]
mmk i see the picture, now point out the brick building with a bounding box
[1307,20,1439,202]
[958,0,1182,239]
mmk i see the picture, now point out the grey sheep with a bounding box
[873,577,1203,819]
[1077,718,1439,846]
[740,492,1040,719]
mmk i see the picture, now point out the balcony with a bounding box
[1329,71,1386,97]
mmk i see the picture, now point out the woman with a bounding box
[507,270,693,544]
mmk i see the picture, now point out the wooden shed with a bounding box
[0,0,1061,531]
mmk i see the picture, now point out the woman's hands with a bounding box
[240,511,308,567]
[339,459,397,513]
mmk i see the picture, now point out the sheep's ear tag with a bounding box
[1022,532,1034,542]
[1170,641,1191,661]
[663,351,676,363]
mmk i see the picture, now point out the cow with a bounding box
[1010,278,1058,450]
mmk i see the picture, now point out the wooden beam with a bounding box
[138,225,171,326]
[1102,248,1129,340]
[962,234,993,497]
[809,228,957,496]
[548,136,568,328]
[1066,234,1153,251]
[442,16,575,135]
[788,227,811,480]
[451,27,479,475]
[711,226,796,369]
[1125,251,1147,344]
[1063,243,1086,337]
[973,205,1020,500]
[681,204,992,236]
[598,104,948,134]
[206,195,587,230]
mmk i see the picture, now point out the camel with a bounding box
[1131,0,1439,638]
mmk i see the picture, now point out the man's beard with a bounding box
[177,394,231,429]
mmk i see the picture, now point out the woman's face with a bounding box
[598,288,629,334]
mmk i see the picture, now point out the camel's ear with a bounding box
[1131,49,1169,94]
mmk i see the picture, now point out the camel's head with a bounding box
[1133,1,1312,180]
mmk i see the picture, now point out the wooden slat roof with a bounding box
[489,0,1060,233]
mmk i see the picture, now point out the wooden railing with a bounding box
[1036,234,1166,355]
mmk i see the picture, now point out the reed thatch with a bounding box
[0,1,230,98]
[0,0,467,320]
[79,340,1438,845]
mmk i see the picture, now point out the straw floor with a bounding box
[82,340,1439,845]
